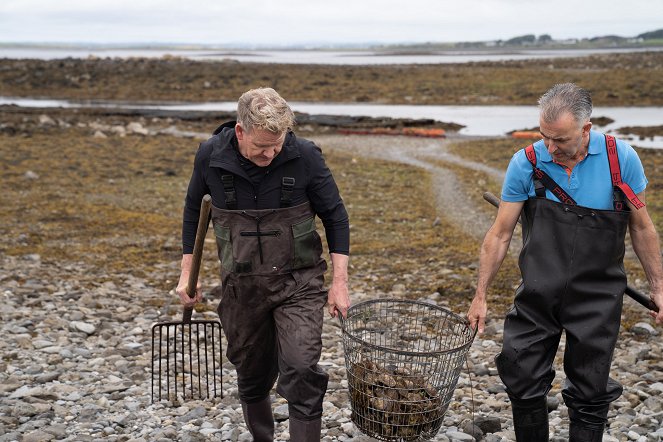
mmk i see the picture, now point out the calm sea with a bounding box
[2,46,663,65]
[2,97,661,148]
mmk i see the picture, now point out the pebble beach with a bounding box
[1,248,661,442]
[2,51,663,441]
[1,113,662,441]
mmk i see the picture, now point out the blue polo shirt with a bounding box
[502,130,648,210]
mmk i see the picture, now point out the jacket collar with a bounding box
[209,121,301,172]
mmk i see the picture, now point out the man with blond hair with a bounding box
[177,88,350,441]
[468,83,663,441]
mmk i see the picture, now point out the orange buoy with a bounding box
[402,127,446,137]
[511,131,543,139]
[338,127,446,138]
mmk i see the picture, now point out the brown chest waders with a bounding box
[211,201,329,424]
[496,137,640,441]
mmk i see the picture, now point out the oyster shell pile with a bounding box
[348,359,444,441]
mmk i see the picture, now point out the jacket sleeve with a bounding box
[304,142,350,255]
[182,142,212,254]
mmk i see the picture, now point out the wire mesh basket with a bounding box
[340,299,476,441]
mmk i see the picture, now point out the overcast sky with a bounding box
[1,0,662,47]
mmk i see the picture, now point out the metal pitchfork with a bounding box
[151,194,224,403]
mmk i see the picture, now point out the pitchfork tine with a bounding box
[151,195,223,403]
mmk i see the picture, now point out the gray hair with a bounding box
[538,83,592,127]
[237,87,295,134]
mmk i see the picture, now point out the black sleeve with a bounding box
[305,143,350,255]
[182,142,212,254]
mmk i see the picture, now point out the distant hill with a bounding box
[638,29,663,40]
[589,35,628,44]
[3,28,663,52]
[375,28,663,52]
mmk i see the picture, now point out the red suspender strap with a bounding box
[525,144,577,205]
[525,144,537,166]
[605,135,645,210]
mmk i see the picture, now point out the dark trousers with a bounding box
[218,266,329,420]
[496,284,623,426]
[497,198,628,427]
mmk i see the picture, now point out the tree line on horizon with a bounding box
[379,28,663,50]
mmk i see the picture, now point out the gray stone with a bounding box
[9,386,54,400]
[274,403,289,421]
[35,371,61,383]
[643,396,662,412]
[42,424,67,438]
[472,363,490,376]
[487,383,506,394]
[70,321,96,334]
[0,432,22,442]
[631,322,657,336]
[22,429,55,442]
[460,419,484,439]
[484,435,506,442]
[446,430,475,441]
[474,415,502,433]
[177,406,207,422]
[23,170,39,180]
[127,122,149,135]
[547,395,560,411]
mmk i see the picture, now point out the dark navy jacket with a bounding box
[182,121,349,255]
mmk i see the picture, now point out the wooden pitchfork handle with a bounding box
[482,191,659,313]
[183,194,212,323]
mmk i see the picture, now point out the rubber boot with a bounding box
[241,397,274,442]
[511,396,549,442]
[288,416,321,442]
[569,421,605,442]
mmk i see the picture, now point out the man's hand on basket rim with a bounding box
[467,295,487,334]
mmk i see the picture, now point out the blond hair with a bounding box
[237,88,295,134]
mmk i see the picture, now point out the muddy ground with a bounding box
[0,107,497,311]
[2,51,663,320]
[2,104,661,327]
[2,51,662,311]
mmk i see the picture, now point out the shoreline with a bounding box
[4,101,663,141]
[1,51,663,106]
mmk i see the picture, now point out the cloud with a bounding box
[0,0,661,44]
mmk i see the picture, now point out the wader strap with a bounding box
[220,158,296,210]
[605,135,645,211]
[525,144,577,205]
[221,175,238,210]
[525,145,546,198]
[280,161,296,208]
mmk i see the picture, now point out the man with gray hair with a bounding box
[467,83,663,441]
[177,87,350,441]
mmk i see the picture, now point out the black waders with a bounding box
[212,202,328,440]
[289,416,322,442]
[241,397,275,442]
[511,396,549,441]
[497,138,638,440]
